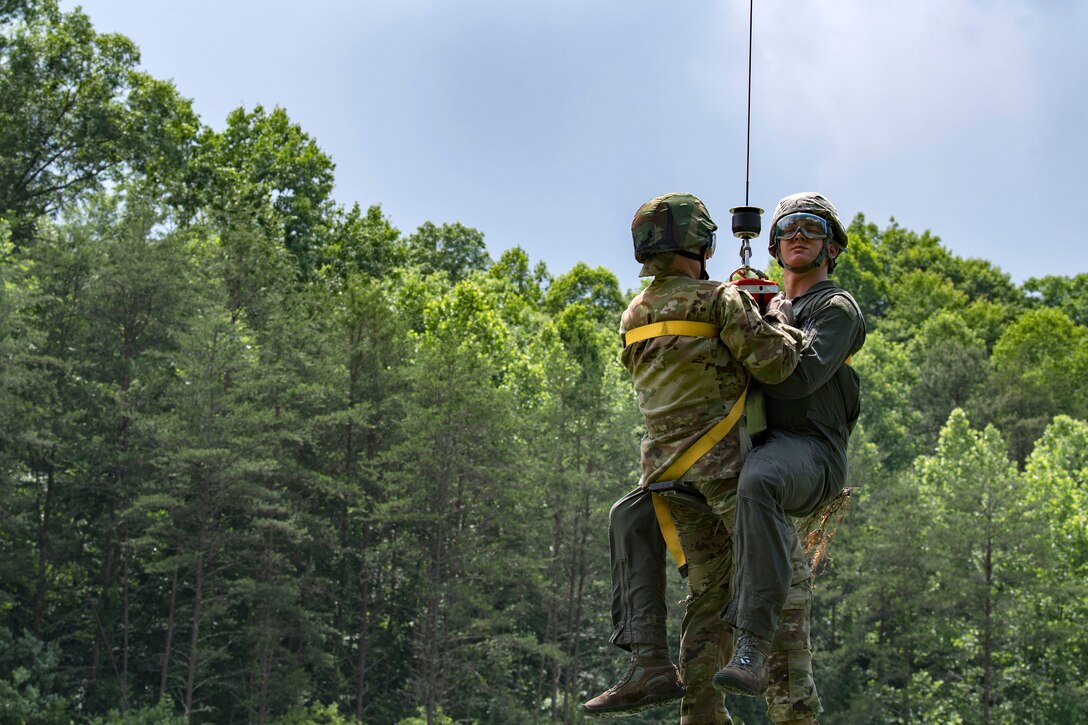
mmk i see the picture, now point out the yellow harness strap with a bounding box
[624,320,745,576]
[657,387,749,484]
[649,387,748,575]
[648,493,685,572]
[623,320,721,347]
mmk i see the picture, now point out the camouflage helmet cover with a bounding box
[632,193,718,268]
[767,191,848,257]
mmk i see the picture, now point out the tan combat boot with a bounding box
[712,629,770,697]
[582,644,686,718]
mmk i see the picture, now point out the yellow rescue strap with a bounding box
[649,387,747,575]
[622,320,721,347]
[624,320,747,576]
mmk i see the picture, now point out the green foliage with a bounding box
[877,221,954,281]
[277,702,363,725]
[0,629,70,724]
[397,706,455,725]
[1025,273,1088,326]
[1022,416,1088,575]
[406,220,491,283]
[422,276,513,364]
[838,213,890,320]
[192,104,335,275]
[906,310,988,449]
[0,0,196,238]
[960,299,1011,350]
[841,215,1024,339]
[541,261,625,325]
[89,698,186,725]
[489,245,545,304]
[0,217,41,473]
[3,4,1088,722]
[910,411,1041,723]
[878,269,967,342]
[1015,416,1088,720]
[945,257,1021,307]
[850,331,922,470]
[984,307,1088,461]
[323,203,404,280]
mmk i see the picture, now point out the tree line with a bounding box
[1,2,1085,723]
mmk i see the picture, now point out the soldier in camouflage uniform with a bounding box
[714,193,866,713]
[582,193,806,724]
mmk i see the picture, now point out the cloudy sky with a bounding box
[64,0,1087,291]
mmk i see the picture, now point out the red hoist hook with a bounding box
[729,206,779,309]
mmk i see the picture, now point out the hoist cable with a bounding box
[745,0,754,206]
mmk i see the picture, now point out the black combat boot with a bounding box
[712,629,770,697]
[582,644,686,718]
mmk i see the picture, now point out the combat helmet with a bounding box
[632,193,717,278]
[767,192,848,273]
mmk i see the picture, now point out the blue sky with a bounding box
[65,1,1087,292]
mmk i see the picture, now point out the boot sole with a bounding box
[581,691,685,719]
[711,671,765,697]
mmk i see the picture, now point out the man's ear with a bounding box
[828,243,841,259]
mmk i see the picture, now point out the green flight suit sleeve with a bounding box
[764,294,862,400]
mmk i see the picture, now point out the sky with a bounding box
[62,0,1088,292]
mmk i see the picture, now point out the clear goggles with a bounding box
[774,213,830,241]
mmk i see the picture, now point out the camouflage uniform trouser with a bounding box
[608,484,821,725]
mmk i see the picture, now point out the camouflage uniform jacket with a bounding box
[620,271,803,486]
[763,280,867,457]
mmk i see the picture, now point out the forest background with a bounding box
[1,3,1085,724]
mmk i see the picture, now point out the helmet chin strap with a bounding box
[676,247,711,280]
[776,238,828,274]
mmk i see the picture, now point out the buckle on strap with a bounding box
[647,481,706,500]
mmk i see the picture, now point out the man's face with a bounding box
[778,233,825,270]
[773,212,840,272]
